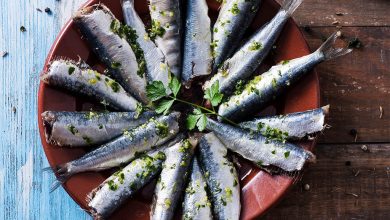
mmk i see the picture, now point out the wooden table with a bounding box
[0,0,388,219]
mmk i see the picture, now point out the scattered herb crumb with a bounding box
[361,145,369,152]
[349,128,358,142]
[303,26,311,32]
[44,7,52,15]
[20,26,26,32]
[12,106,16,114]
[303,183,310,191]
[348,37,362,49]
[1,51,8,57]
[379,106,383,119]
[36,8,42,12]
[332,21,339,25]
[335,12,344,16]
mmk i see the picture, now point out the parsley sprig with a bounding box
[146,77,237,131]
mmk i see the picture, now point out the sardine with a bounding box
[73,4,148,103]
[211,0,262,73]
[150,137,197,220]
[87,149,166,219]
[41,111,156,147]
[219,32,352,121]
[53,112,180,184]
[181,0,212,85]
[205,0,303,96]
[41,59,139,111]
[121,0,170,88]
[206,118,316,172]
[182,158,213,220]
[198,132,240,220]
[149,0,182,78]
[239,105,329,140]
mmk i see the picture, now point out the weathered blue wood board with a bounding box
[0,0,89,219]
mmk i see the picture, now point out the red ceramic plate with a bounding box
[38,0,319,219]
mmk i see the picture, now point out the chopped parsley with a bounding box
[155,121,169,137]
[249,41,262,51]
[68,66,75,75]
[149,19,166,40]
[230,3,240,15]
[67,124,78,135]
[284,151,291,158]
[110,20,146,77]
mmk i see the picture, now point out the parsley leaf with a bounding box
[155,99,175,115]
[186,114,200,130]
[186,109,207,131]
[168,76,181,97]
[146,81,167,101]
[204,80,224,107]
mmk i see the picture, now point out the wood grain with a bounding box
[0,0,88,219]
[263,144,390,219]
[288,0,390,27]
[300,27,390,143]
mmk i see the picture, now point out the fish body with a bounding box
[87,148,167,219]
[54,112,180,180]
[198,132,240,220]
[150,138,197,220]
[206,118,316,172]
[219,32,352,121]
[73,4,148,103]
[239,105,329,139]
[41,59,139,111]
[182,158,213,220]
[211,0,262,73]
[41,111,156,147]
[181,0,212,84]
[121,0,170,88]
[149,0,182,78]
[205,0,303,95]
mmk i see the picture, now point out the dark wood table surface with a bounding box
[264,0,390,219]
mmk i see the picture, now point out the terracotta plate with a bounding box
[38,0,320,219]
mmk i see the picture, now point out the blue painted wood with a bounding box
[0,0,89,219]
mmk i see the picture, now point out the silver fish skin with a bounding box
[150,137,198,220]
[219,32,352,121]
[205,0,303,96]
[198,132,240,220]
[41,111,156,147]
[121,0,170,89]
[87,148,167,219]
[41,59,139,111]
[239,105,329,140]
[87,135,185,219]
[206,118,316,172]
[54,112,180,181]
[182,158,213,220]
[149,0,182,78]
[181,0,212,85]
[73,4,148,103]
[211,0,262,73]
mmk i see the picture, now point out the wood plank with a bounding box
[298,27,390,143]
[283,0,390,27]
[0,0,88,219]
[263,143,390,219]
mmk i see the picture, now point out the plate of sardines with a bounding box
[38,0,352,219]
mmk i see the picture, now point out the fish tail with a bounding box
[317,32,353,60]
[49,164,72,192]
[121,0,134,7]
[305,150,317,163]
[321,105,330,116]
[281,0,303,16]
